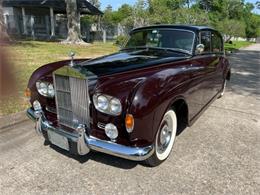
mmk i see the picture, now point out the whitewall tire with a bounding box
[145,109,177,166]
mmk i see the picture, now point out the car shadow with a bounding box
[47,141,139,169]
[228,50,260,97]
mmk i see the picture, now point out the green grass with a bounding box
[224,41,254,53]
[0,41,117,116]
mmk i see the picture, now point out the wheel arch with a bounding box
[226,69,231,80]
[169,98,189,135]
[152,96,189,142]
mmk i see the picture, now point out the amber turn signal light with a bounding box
[24,88,31,98]
[125,114,134,133]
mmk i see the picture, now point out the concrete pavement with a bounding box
[0,44,259,194]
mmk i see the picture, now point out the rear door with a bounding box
[188,30,221,120]
[198,30,220,103]
[211,31,225,94]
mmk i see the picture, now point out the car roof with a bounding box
[131,24,215,33]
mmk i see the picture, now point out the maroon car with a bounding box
[26,25,231,166]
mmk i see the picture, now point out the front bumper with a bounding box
[27,108,154,161]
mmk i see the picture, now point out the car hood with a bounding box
[78,49,190,77]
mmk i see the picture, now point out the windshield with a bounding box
[124,29,195,54]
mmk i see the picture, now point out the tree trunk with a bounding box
[63,0,85,44]
[0,2,10,43]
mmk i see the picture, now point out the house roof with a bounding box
[3,0,103,15]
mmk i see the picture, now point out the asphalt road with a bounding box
[0,44,259,194]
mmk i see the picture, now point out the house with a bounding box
[2,0,103,39]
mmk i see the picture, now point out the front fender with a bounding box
[129,67,190,144]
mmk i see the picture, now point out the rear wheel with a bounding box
[219,79,227,98]
[144,109,177,167]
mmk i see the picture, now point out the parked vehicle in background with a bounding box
[26,25,231,166]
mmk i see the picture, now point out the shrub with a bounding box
[114,35,128,46]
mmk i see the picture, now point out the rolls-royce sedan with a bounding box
[26,25,231,166]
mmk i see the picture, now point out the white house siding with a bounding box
[3,7,15,29]
[3,7,13,15]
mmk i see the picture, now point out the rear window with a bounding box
[200,31,211,53]
[212,32,223,53]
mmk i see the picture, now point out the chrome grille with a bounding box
[54,74,90,129]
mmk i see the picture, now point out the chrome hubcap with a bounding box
[155,110,177,161]
[157,116,173,154]
[160,125,170,146]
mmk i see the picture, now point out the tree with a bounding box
[147,0,174,24]
[216,19,246,42]
[132,0,150,28]
[102,5,114,29]
[256,1,260,9]
[174,8,210,25]
[244,14,260,38]
[228,0,247,20]
[241,2,260,38]
[88,0,101,9]
[115,4,133,23]
[197,0,213,12]
[186,0,195,8]
[64,0,83,44]
[98,0,259,40]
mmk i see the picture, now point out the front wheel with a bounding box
[144,109,177,167]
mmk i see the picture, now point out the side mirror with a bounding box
[196,44,205,54]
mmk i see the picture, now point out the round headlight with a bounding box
[110,98,122,115]
[37,82,48,96]
[47,84,55,97]
[97,95,109,110]
[93,93,122,116]
[36,81,55,98]
[105,123,118,140]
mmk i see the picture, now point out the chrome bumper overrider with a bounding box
[26,108,154,161]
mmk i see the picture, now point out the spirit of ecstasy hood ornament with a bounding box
[69,51,75,67]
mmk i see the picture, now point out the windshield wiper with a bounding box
[121,46,191,55]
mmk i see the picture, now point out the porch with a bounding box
[3,0,103,40]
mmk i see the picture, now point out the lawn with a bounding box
[0,41,118,116]
[224,41,254,53]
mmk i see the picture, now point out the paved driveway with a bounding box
[0,44,259,194]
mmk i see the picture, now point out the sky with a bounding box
[99,0,260,14]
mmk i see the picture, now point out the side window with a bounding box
[212,32,223,53]
[200,31,211,53]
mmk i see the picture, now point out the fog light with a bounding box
[33,100,42,111]
[105,123,118,140]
